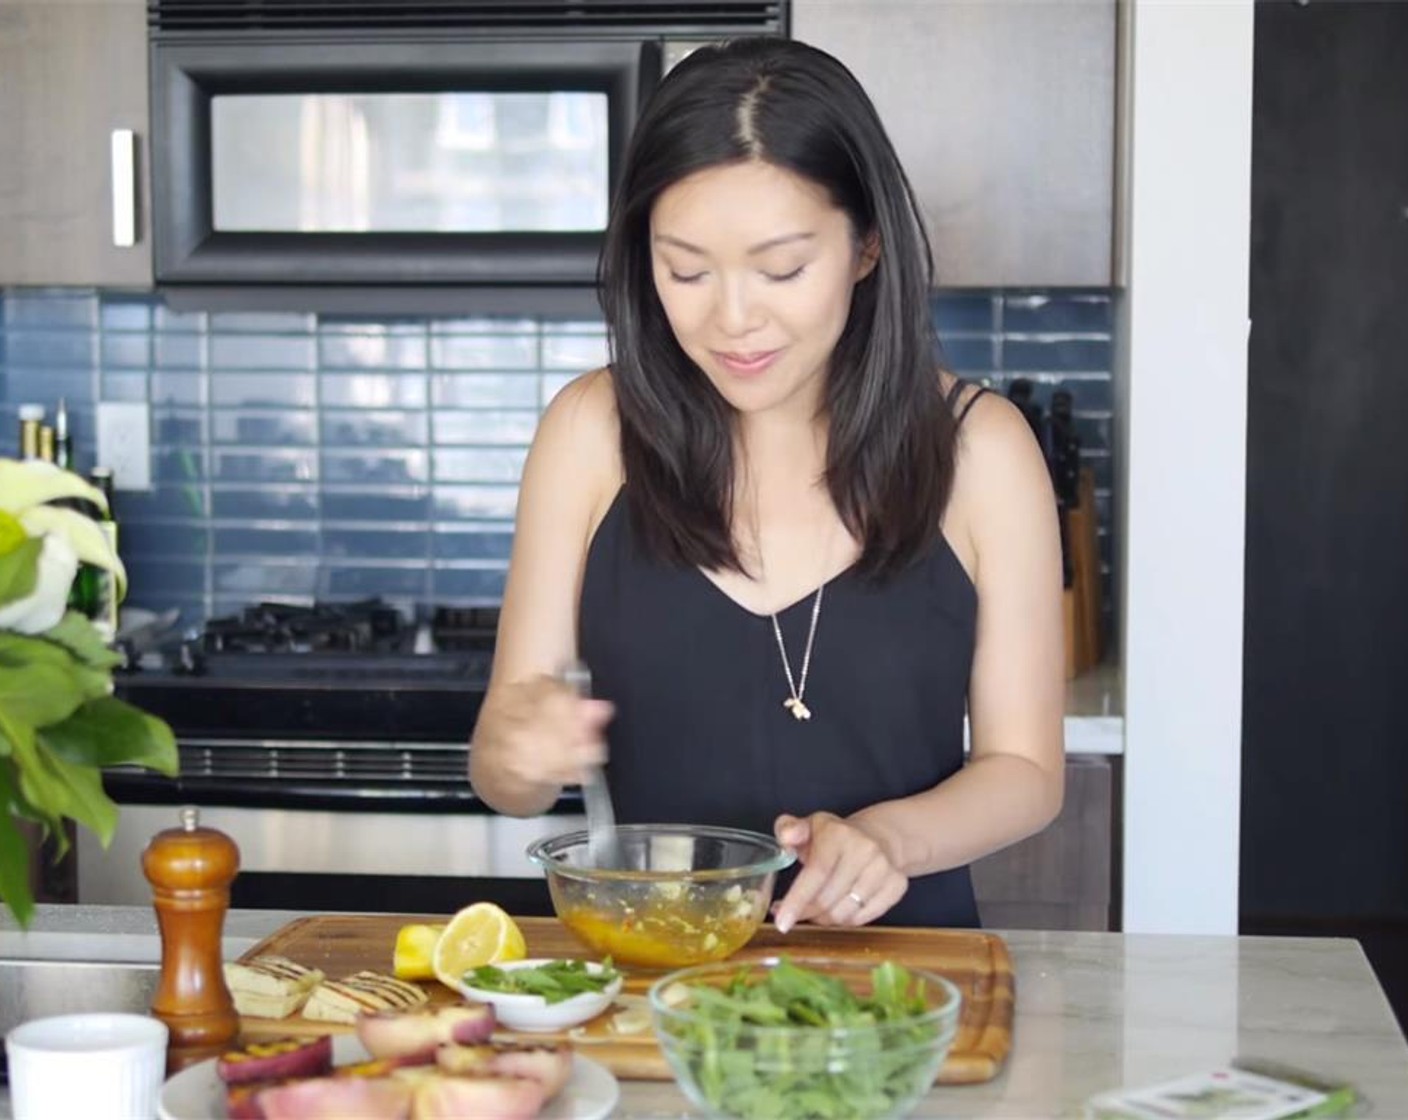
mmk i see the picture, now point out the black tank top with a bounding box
[578,383,987,928]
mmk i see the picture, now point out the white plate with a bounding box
[158,1034,620,1120]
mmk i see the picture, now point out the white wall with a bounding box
[1116,0,1253,934]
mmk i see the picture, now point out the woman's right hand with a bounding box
[467,369,622,817]
[477,675,615,790]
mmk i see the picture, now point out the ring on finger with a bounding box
[847,890,865,908]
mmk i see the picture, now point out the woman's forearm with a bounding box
[468,750,562,818]
[847,753,1064,877]
[468,700,565,818]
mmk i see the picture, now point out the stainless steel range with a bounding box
[80,600,583,912]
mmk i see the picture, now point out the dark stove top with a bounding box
[120,599,499,677]
[197,598,497,655]
[203,598,407,653]
[115,599,499,742]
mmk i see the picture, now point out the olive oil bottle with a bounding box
[17,403,45,459]
[75,467,120,641]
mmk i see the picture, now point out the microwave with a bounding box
[148,1,788,305]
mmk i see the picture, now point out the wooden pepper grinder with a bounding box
[142,805,241,1073]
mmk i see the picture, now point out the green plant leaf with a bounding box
[0,535,42,607]
[40,613,124,672]
[0,509,28,555]
[36,748,119,847]
[0,763,37,928]
[40,697,178,777]
[0,632,110,727]
[6,798,48,830]
[1,716,69,837]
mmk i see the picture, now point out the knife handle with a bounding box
[559,661,622,867]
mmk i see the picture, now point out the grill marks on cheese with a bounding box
[245,957,318,985]
[227,952,431,1024]
[224,955,325,1019]
[303,970,429,1024]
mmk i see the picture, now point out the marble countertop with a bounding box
[631,930,1408,1117]
[4,906,1406,1117]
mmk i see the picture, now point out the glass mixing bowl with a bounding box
[525,824,795,970]
[649,957,962,1120]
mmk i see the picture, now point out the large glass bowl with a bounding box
[648,957,962,1120]
[525,824,795,970]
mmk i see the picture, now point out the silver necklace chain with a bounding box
[770,582,825,721]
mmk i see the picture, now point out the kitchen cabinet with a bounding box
[973,755,1115,931]
[792,0,1117,288]
[0,0,152,286]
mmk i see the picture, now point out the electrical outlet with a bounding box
[96,402,152,491]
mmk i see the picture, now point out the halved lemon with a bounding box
[393,922,445,980]
[431,902,527,989]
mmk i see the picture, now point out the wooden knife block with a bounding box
[1064,467,1103,679]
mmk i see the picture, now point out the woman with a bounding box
[469,37,1064,930]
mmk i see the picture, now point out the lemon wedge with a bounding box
[431,903,527,989]
[392,923,445,980]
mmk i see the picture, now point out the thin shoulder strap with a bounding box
[945,378,989,428]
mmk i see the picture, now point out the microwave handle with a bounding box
[110,128,137,249]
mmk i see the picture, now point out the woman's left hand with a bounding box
[770,812,907,932]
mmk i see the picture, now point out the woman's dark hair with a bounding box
[598,36,956,579]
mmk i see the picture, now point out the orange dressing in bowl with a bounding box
[559,905,759,969]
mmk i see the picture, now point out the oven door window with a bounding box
[211,92,610,235]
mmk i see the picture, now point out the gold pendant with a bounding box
[783,697,812,721]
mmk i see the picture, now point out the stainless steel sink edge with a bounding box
[0,960,162,1042]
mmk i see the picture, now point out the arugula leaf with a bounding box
[466,959,620,1004]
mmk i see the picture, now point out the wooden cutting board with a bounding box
[234,914,1014,1084]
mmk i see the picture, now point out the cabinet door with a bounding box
[792,0,1116,287]
[971,755,1115,931]
[0,0,152,286]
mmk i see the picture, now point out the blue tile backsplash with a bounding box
[0,288,1114,627]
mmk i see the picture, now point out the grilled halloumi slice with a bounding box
[302,971,429,1024]
[223,955,325,1019]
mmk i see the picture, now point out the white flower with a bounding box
[0,458,126,600]
[0,532,79,634]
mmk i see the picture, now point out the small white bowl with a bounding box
[5,1012,168,1120]
[455,958,622,1033]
